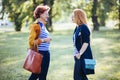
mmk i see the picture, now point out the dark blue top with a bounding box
[73,24,94,74]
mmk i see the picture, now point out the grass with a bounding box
[0,28,120,80]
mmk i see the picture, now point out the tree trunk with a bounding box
[1,1,5,19]
[100,9,106,26]
[43,0,54,32]
[92,16,99,31]
[14,13,22,31]
[33,0,38,21]
[14,21,22,31]
[92,0,99,31]
[0,13,4,19]
[118,0,120,30]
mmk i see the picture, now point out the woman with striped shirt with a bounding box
[28,5,52,80]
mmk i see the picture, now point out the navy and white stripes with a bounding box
[38,22,50,51]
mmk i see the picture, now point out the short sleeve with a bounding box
[81,25,90,43]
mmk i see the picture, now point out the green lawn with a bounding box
[0,28,120,80]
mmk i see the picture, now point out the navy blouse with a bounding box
[73,24,94,75]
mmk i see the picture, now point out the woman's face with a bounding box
[40,11,49,22]
[72,12,76,23]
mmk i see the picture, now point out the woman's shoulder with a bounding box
[29,23,40,30]
[77,24,88,30]
[79,24,88,28]
[80,24,90,34]
[80,24,89,30]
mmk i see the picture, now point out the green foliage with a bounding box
[70,0,93,19]
[2,0,29,31]
[69,0,119,28]
[1,0,42,31]
[52,1,62,21]
[1,0,119,31]
[52,0,73,22]
[98,0,119,26]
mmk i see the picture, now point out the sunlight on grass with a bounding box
[2,58,23,66]
[48,66,73,80]
[91,30,120,80]
[52,44,72,49]
[0,28,120,80]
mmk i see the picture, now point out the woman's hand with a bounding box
[75,53,81,59]
[34,39,38,45]
[43,37,52,43]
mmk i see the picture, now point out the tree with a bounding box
[98,0,118,27]
[1,0,54,31]
[117,0,120,30]
[91,0,99,31]
[42,0,54,32]
[1,0,32,31]
[98,2,107,26]
[50,0,73,22]
[106,0,120,30]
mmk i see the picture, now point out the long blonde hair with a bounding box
[74,9,92,42]
[73,9,88,25]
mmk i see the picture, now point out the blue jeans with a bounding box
[74,57,88,80]
[29,50,50,80]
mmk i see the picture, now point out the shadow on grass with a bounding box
[91,29,120,80]
[0,29,120,80]
[0,32,29,80]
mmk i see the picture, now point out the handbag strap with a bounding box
[31,39,39,52]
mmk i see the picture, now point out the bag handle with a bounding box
[31,41,38,52]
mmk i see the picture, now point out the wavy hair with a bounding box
[73,9,88,25]
[34,5,50,19]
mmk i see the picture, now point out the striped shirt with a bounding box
[38,22,50,51]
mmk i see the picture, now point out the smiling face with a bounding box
[34,5,50,23]
[40,11,49,22]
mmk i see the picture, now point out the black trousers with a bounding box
[29,50,50,80]
[74,57,88,80]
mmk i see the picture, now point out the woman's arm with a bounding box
[79,43,88,55]
[28,24,42,48]
[76,25,90,59]
[76,43,88,59]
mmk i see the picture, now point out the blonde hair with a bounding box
[73,9,88,25]
[74,9,92,42]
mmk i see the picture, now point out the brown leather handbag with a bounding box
[23,45,43,74]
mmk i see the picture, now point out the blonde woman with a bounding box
[72,9,94,80]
